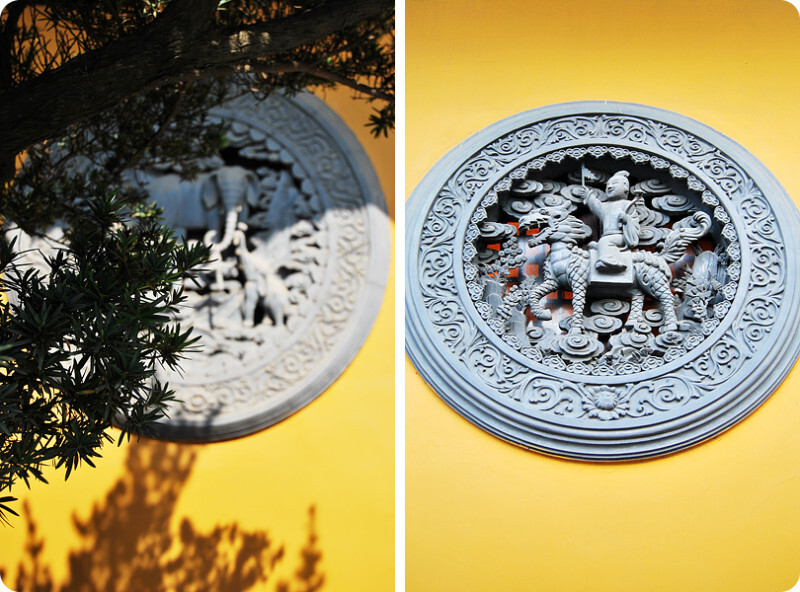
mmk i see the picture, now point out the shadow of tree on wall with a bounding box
[2,440,324,592]
[275,506,324,592]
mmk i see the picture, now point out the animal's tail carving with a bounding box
[658,211,712,264]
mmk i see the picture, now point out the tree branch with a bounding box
[0,0,392,176]
[229,0,392,53]
[155,0,220,36]
[250,62,393,102]
[0,1,26,88]
[114,81,192,174]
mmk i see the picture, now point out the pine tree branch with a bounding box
[251,63,393,102]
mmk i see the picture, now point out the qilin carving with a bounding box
[466,162,738,376]
[419,142,781,424]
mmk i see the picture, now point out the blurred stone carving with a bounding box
[134,92,388,440]
[3,91,388,441]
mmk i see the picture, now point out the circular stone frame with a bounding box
[406,102,800,461]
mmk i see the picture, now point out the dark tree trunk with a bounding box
[0,0,393,185]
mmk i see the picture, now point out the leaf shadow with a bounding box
[3,440,324,592]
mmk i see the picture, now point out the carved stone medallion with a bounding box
[405,102,800,460]
[142,92,389,440]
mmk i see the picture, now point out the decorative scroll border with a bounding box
[152,92,389,441]
[406,102,800,460]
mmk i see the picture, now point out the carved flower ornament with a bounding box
[405,102,800,460]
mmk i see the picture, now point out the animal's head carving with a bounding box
[519,206,591,246]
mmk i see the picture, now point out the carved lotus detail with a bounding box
[582,386,630,421]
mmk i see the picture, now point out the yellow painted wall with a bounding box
[406,1,800,591]
[0,87,394,592]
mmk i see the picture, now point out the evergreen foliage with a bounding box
[0,193,209,523]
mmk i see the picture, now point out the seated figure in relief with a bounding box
[585,170,640,272]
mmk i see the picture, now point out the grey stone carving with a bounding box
[139,91,389,440]
[406,102,800,460]
[9,91,389,441]
[478,164,713,368]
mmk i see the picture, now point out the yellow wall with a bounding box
[0,87,394,592]
[406,1,800,591]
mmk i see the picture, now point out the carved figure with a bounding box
[235,230,290,328]
[518,205,711,334]
[200,165,261,251]
[584,170,640,272]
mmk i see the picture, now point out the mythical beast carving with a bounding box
[516,202,711,334]
[471,165,721,372]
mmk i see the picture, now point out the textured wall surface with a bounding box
[406,1,800,590]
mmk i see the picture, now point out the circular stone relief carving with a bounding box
[141,92,389,440]
[406,102,800,460]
